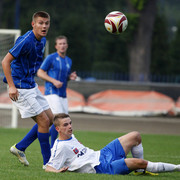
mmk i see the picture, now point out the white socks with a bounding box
[131,143,144,159]
[147,161,180,172]
[131,143,144,172]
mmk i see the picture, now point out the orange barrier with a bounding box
[84,90,176,116]
[66,88,86,112]
[0,88,177,116]
[175,96,180,115]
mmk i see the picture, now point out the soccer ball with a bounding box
[104,11,128,34]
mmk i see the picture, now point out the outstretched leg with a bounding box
[125,158,180,173]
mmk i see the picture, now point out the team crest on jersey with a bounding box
[56,57,60,61]
[73,148,79,154]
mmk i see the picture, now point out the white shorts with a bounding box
[12,84,50,118]
[45,94,68,114]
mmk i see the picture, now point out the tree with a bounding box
[169,21,180,75]
[127,0,157,81]
[151,14,170,76]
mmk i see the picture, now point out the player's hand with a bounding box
[59,167,68,173]
[9,86,19,101]
[69,71,77,81]
[52,79,63,88]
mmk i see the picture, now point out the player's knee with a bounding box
[131,131,142,144]
[136,159,147,167]
[37,117,51,130]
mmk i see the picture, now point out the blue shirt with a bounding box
[3,30,46,89]
[40,52,72,98]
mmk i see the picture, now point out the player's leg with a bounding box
[11,109,53,166]
[125,158,180,173]
[44,107,57,148]
[118,131,143,158]
[46,95,68,148]
[10,86,51,166]
[45,95,59,148]
[118,131,146,174]
[32,111,51,166]
[15,124,38,152]
[32,88,53,166]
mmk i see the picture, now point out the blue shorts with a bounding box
[94,138,131,175]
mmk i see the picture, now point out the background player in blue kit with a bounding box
[2,11,53,167]
[37,35,77,147]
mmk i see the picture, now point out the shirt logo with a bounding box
[73,148,79,154]
[56,57,60,61]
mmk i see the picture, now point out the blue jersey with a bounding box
[3,30,46,89]
[40,52,72,97]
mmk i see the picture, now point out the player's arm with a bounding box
[45,165,68,173]
[37,68,63,88]
[2,53,19,101]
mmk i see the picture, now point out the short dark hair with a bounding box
[32,11,50,21]
[54,113,70,127]
[55,35,68,45]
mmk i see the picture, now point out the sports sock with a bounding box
[147,161,179,172]
[131,143,144,159]
[38,132,51,165]
[16,124,38,151]
[131,143,144,172]
[49,124,58,148]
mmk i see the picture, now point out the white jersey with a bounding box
[47,134,100,173]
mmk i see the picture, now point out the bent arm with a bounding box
[37,69,63,88]
[2,53,19,101]
[2,53,15,88]
[45,165,68,173]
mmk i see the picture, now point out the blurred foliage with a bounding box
[169,21,180,75]
[151,13,170,75]
[130,0,148,11]
[1,0,180,77]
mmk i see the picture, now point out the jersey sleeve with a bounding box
[67,57,72,76]
[47,143,67,170]
[40,55,52,71]
[9,36,32,59]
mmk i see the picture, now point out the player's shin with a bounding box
[146,161,180,172]
[38,132,51,165]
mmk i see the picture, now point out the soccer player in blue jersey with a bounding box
[2,11,53,167]
[37,35,77,147]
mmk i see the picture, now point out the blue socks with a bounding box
[16,124,38,151]
[49,124,58,148]
[15,123,58,165]
[16,124,58,151]
[37,132,51,165]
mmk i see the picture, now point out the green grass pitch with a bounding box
[0,128,180,180]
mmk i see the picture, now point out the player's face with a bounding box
[55,39,68,55]
[57,117,72,140]
[32,17,50,40]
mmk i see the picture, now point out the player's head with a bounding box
[55,36,68,55]
[31,11,50,40]
[54,113,72,140]
[32,11,50,22]
[55,35,68,44]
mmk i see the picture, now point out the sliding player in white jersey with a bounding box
[45,113,180,175]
